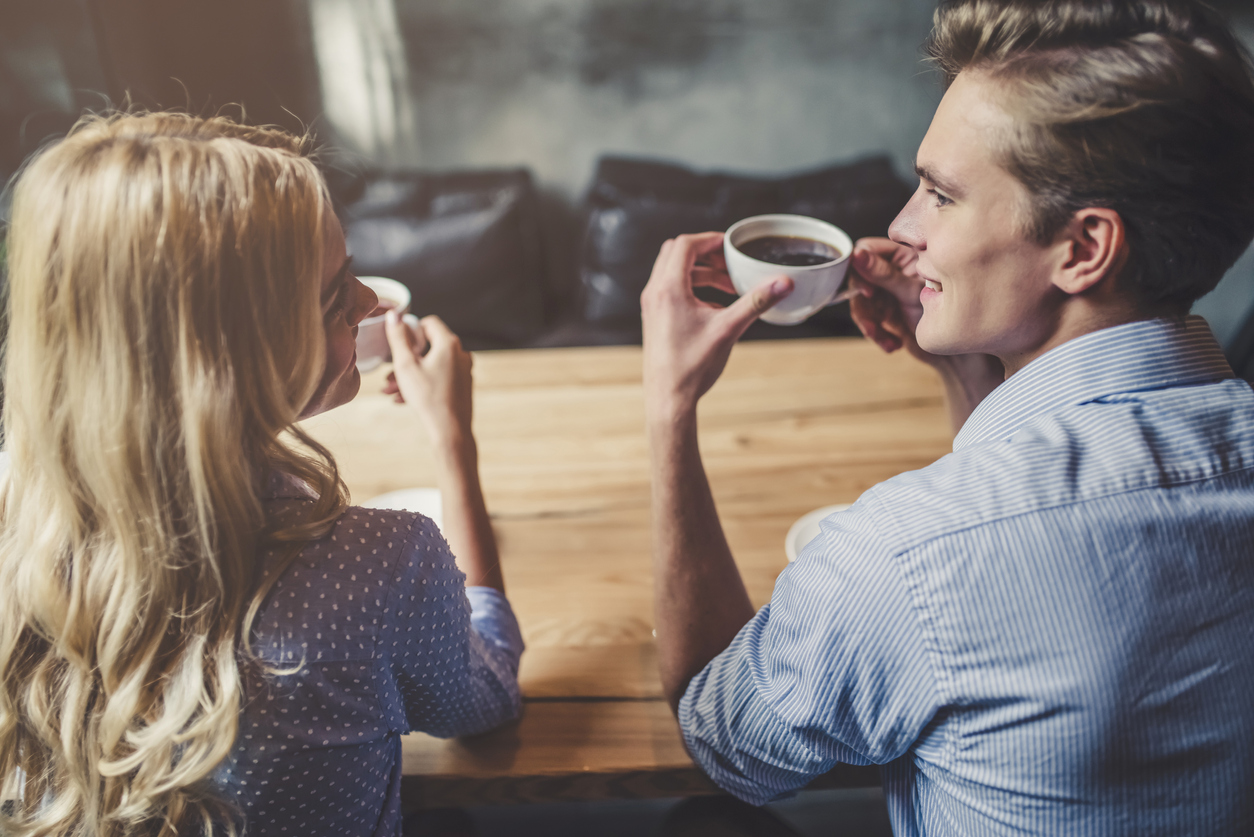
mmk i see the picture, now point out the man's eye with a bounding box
[927,188,953,208]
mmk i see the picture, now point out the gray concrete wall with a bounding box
[312,0,1254,343]
[5,0,1252,345]
[377,0,942,200]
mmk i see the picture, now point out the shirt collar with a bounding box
[953,316,1234,452]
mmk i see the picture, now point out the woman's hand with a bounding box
[383,312,473,443]
[382,310,503,591]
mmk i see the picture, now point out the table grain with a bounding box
[299,337,952,807]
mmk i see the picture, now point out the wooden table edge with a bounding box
[401,762,880,809]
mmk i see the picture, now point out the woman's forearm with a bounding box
[433,429,505,593]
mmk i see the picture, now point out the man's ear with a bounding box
[1053,207,1126,296]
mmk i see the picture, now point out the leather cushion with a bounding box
[333,168,548,349]
[579,155,914,334]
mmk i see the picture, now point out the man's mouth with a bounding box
[923,278,942,292]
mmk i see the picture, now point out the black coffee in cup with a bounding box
[738,235,841,267]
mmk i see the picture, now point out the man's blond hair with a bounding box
[928,0,1254,311]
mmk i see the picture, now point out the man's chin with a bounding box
[915,325,950,356]
[915,328,980,359]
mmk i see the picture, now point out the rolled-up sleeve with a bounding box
[678,502,941,804]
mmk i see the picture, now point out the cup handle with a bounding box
[824,286,861,308]
[401,313,428,357]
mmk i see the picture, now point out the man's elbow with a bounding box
[661,669,696,716]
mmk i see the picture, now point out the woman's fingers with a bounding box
[384,310,421,370]
[418,315,459,352]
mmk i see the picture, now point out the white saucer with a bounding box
[784,504,851,562]
[361,487,443,531]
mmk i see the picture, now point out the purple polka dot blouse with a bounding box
[212,475,524,835]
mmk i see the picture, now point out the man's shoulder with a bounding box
[865,376,1254,553]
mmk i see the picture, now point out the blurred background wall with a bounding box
[322,0,943,202]
[2,0,1253,344]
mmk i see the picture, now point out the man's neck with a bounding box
[999,296,1160,378]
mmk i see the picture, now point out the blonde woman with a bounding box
[0,113,522,836]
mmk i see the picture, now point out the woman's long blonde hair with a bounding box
[0,112,349,835]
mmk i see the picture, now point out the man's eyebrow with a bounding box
[915,163,964,197]
[321,256,353,306]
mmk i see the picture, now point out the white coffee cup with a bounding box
[356,276,419,372]
[723,214,853,326]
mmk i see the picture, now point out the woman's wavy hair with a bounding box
[927,0,1254,312]
[0,112,350,835]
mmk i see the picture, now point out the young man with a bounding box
[641,1,1254,834]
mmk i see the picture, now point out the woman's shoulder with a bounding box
[254,502,459,662]
[261,474,449,569]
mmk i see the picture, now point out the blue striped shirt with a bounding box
[679,316,1254,835]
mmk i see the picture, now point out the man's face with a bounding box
[889,71,1068,363]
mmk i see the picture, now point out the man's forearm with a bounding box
[649,408,755,712]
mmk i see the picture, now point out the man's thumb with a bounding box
[725,276,793,332]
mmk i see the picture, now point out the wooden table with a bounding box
[299,337,953,808]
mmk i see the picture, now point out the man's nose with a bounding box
[888,189,926,250]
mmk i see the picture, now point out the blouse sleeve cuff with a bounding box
[465,586,525,665]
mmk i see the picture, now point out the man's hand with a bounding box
[848,237,929,359]
[641,233,794,419]
[641,232,792,711]
[848,237,1004,433]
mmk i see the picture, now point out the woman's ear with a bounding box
[1053,207,1126,296]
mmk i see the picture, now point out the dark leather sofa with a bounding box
[329,155,914,350]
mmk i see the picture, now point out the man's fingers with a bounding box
[645,232,728,307]
[854,237,902,258]
[691,267,736,294]
[665,232,726,282]
[695,249,728,271]
[720,275,793,337]
[850,291,903,353]
[851,238,918,294]
[851,247,898,287]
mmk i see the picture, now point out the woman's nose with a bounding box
[351,279,379,327]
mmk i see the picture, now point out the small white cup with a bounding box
[356,276,414,372]
[723,214,853,326]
